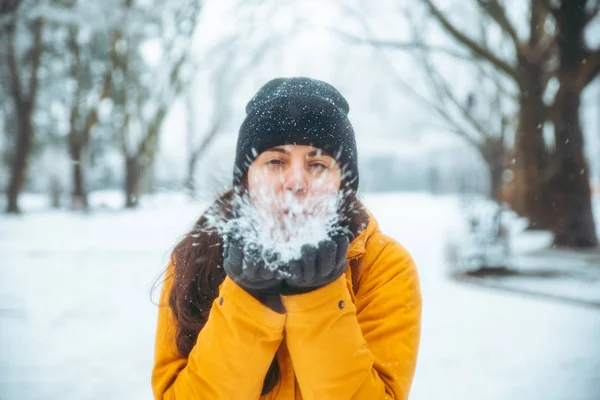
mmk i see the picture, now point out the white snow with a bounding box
[1,192,599,400]
[205,189,348,268]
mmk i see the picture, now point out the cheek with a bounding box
[309,172,341,195]
[248,169,282,208]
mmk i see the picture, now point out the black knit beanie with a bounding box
[233,77,359,191]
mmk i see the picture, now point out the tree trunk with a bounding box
[49,174,62,209]
[545,0,598,247]
[6,104,32,214]
[124,157,140,208]
[548,93,597,246]
[513,62,550,229]
[488,158,504,204]
[69,141,88,210]
[480,136,506,204]
[123,106,164,207]
[185,151,199,198]
[67,24,88,211]
[4,18,43,214]
[184,125,222,198]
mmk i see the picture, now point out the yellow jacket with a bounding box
[152,213,422,399]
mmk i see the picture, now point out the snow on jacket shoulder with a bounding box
[151,211,422,400]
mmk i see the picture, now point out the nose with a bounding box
[282,162,308,196]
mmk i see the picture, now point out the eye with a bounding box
[309,162,329,172]
[265,159,285,170]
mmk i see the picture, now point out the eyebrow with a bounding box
[266,147,332,158]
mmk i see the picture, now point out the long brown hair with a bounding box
[166,185,368,396]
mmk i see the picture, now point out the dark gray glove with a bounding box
[223,236,284,312]
[280,233,351,295]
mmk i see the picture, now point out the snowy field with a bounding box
[1,192,599,400]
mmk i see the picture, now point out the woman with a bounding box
[151,77,422,399]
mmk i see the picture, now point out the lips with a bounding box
[281,209,306,218]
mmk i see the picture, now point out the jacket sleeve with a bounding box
[280,239,422,400]
[151,262,286,400]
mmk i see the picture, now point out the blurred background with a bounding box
[1,0,599,399]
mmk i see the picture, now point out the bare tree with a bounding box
[1,3,45,213]
[107,0,203,208]
[542,0,600,246]
[183,55,232,198]
[333,5,515,203]
[184,87,221,197]
[336,0,599,247]
[183,31,278,198]
[65,18,118,210]
[421,0,599,246]
[0,56,16,187]
[410,12,515,203]
[422,62,512,203]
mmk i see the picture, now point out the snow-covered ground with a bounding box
[1,192,599,400]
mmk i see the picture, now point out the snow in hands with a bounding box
[203,187,354,275]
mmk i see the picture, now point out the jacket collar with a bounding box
[347,211,379,260]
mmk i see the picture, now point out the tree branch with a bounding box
[191,122,222,164]
[120,113,130,156]
[529,0,554,50]
[533,0,559,18]
[475,0,520,48]
[4,20,23,110]
[422,51,492,147]
[27,17,44,105]
[528,32,556,64]
[144,1,201,121]
[329,26,474,62]
[68,24,82,149]
[422,0,520,83]
[135,106,165,164]
[0,0,20,15]
[586,0,600,23]
[407,12,512,157]
[383,51,481,148]
[342,9,486,149]
[133,0,203,167]
[81,30,120,146]
[401,47,483,148]
[474,62,519,101]
[578,48,600,92]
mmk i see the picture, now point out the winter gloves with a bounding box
[280,234,351,295]
[223,237,285,313]
[223,239,283,292]
[222,231,352,306]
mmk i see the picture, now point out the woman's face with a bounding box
[247,144,342,217]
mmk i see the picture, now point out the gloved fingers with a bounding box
[300,244,317,283]
[244,245,282,282]
[223,240,244,277]
[224,260,244,278]
[287,259,303,281]
[334,234,350,266]
[258,259,277,280]
[258,268,275,280]
[316,239,337,278]
[241,242,263,280]
[333,257,349,279]
[224,220,245,244]
[258,249,279,280]
[240,260,258,282]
